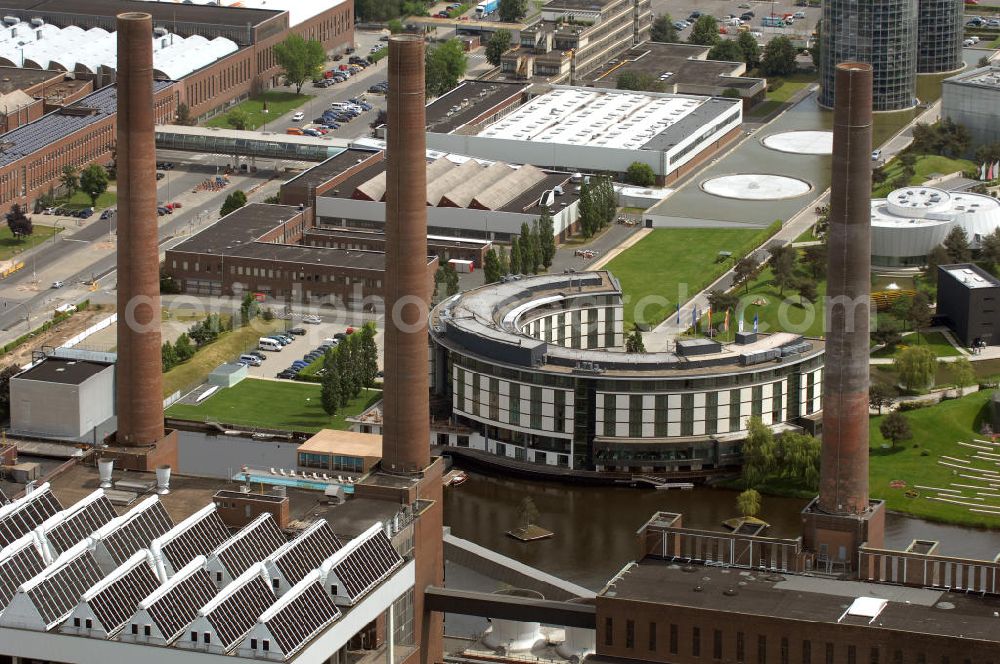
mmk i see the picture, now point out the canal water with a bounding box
[444,470,1000,591]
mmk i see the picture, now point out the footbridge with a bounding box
[154,125,352,162]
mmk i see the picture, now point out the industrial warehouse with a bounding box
[425,84,743,185]
[429,271,825,474]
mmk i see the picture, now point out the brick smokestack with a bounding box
[381,35,430,474]
[115,12,165,447]
[819,62,873,515]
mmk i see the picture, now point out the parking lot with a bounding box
[650,0,821,41]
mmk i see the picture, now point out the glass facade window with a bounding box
[916,0,963,74]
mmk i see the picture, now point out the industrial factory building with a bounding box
[304,146,582,242]
[164,203,438,305]
[870,186,1000,267]
[936,263,1000,347]
[942,64,1000,150]
[425,84,743,185]
[429,271,825,474]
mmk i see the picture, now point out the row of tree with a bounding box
[579,176,616,238]
[59,164,111,208]
[357,0,526,24]
[482,214,557,283]
[321,323,379,415]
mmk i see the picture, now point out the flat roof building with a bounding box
[942,64,1000,150]
[297,430,384,475]
[426,85,742,185]
[164,203,438,307]
[936,263,1000,347]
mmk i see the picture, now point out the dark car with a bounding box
[740,11,754,19]
[250,351,267,360]
[99,209,115,220]
[333,332,347,341]
[276,369,297,379]
[288,327,306,336]
[156,172,165,180]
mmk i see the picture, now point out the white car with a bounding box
[51,281,64,289]
[302,315,322,324]
[291,111,305,122]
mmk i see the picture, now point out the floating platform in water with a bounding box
[722,516,770,536]
[506,524,554,541]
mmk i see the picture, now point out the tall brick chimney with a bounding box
[802,62,885,567]
[380,35,430,475]
[112,13,176,469]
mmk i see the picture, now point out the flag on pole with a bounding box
[724,309,730,332]
[981,163,988,181]
[692,307,697,330]
[994,161,1000,180]
[990,162,996,181]
[707,305,713,337]
[676,303,680,325]
[753,313,759,334]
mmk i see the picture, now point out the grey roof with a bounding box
[15,357,112,386]
[640,96,742,152]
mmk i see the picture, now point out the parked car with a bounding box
[156,172,165,180]
[286,127,304,135]
[303,128,322,136]
[239,354,262,367]
[51,280,64,289]
[334,332,347,340]
[303,315,322,324]
[276,369,297,379]
[43,207,54,215]
[249,351,267,360]
[288,327,307,335]
[291,360,308,369]
[292,111,305,122]
[99,209,115,220]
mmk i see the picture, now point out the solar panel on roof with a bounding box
[270,521,341,586]
[43,492,117,555]
[204,571,275,650]
[98,498,174,568]
[326,525,402,602]
[0,485,63,547]
[211,514,286,580]
[156,506,230,574]
[143,564,218,642]
[23,546,104,627]
[81,553,160,636]
[0,535,47,609]
[262,575,341,658]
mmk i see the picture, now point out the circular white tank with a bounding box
[555,626,596,660]
[482,589,545,652]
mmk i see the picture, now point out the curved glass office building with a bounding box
[917,0,964,74]
[429,271,825,477]
[819,0,918,111]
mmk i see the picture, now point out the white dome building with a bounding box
[871,187,1000,267]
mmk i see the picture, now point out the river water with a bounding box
[443,470,1000,591]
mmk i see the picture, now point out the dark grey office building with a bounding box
[917,0,964,74]
[936,263,1000,347]
[820,0,962,111]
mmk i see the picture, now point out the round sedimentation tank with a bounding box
[917,0,963,74]
[819,0,917,111]
[482,589,546,652]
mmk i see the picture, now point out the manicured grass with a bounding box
[915,71,951,104]
[63,190,116,210]
[161,319,285,397]
[746,100,783,120]
[606,225,779,328]
[793,225,816,244]
[873,154,976,198]
[870,330,962,359]
[166,379,381,432]
[0,224,61,261]
[868,390,1000,528]
[872,110,918,148]
[204,91,314,131]
[764,73,815,103]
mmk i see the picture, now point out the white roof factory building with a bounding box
[871,187,1000,267]
[425,85,743,186]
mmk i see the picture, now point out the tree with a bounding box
[974,141,1000,165]
[810,23,821,69]
[79,164,109,208]
[486,29,512,67]
[483,247,502,284]
[161,341,178,372]
[401,1,428,17]
[760,36,797,77]
[737,31,762,68]
[688,15,719,46]
[869,383,895,415]
[498,0,528,22]
[733,256,759,293]
[707,289,739,315]
[239,292,260,327]
[894,345,936,391]
[741,416,775,489]
[225,109,251,131]
[441,263,460,295]
[796,276,817,305]
[617,71,666,93]
[530,221,544,273]
[951,356,975,389]
[708,39,744,63]
[801,243,827,280]
[0,364,21,422]
[498,244,510,276]
[173,333,195,362]
[273,34,326,94]
[510,236,523,275]
[516,496,540,528]
[737,489,761,518]
[879,411,913,448]
[774,432,820,490]
[595,176,617,227]
[425,39,468,97]
[355,0,402,22]
[625,328,646,353]
[360,322,379,388]
[943,226,971,263]
[767,244,797,295]
[538,210,556,268]
[981,228,1000,269]
[321,355,343,416]
[60,165,79,199]
[906,291,932,331]
[5,204,32,239]
[924,245,949,285]
[220,190,248,217]
[387,19,404,34]
[175,102,195,126]
[872,317,903,353]
[650,14,679,43]
[578,178,597,238]
[626,161,656,187]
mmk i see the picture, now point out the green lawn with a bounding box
[873,154,975,197]
[869,390,1000,529]
[161,319,285,397]
[62,190,116,210]
[708,260,827,339]
[747,73,815,119]
[166,379,381,432]
[204,91,314,131]
[872,110,918,148]
[915,71,951,104]
[870,330,961,360]
[606,225,778,328]
[793,226,817,244]
[0,224,61,260]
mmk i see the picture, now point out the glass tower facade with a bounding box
[917,0,963,74]
[820,0,918,111]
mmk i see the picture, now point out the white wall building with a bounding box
[871,187,1000,267]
